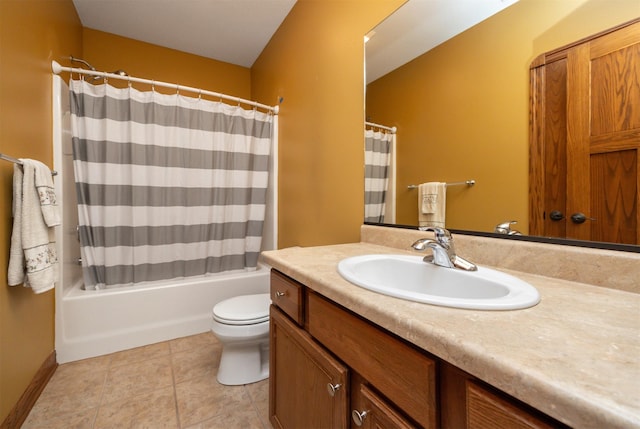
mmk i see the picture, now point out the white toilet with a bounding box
[211,293,271,385]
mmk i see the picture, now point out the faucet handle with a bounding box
[425,227,453,249]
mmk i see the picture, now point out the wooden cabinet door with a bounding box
[530,19,640,244]
[440,363,568,429]
[466,381,556,429]
[269,306,349,429]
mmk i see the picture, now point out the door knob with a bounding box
[549,210,564,221]
[352,409,369,426]
[326,383,342,397]
[570,212,595,224]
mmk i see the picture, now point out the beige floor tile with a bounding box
[245,380,270,427]
[22,407,97,429]
[26,367,106,420]
[172,342,222,384]
[170,332,218,354]
[109,341,171,368]
[175,376,251,427]
[56,355,112,377]
[94,385,178,429]
[102,355,173,404]
[182,406,264,429]
[25,333,271,429]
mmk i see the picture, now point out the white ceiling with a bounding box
[366,0,520,83]
[72,0,519,76]
[72,0,297,68]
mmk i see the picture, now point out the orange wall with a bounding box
[366,0,639,233]
[0,0,82,422]
[82,28,251,98]
[252,0,405,248]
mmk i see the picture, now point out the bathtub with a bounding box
[56,265,271,363]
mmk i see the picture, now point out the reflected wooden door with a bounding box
[530,19,640,245]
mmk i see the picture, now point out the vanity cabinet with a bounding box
[270,270,568,429]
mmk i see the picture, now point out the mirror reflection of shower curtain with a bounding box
[364,129,394,223]
[69,79,273,290]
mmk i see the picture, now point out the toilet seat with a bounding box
[213,293,271,325]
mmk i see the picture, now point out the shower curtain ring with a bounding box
[176,84,180,95]
[198,89,202,100]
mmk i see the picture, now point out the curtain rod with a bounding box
[51,60,279,114]
[0,153,57,176]
[365,121,396,133]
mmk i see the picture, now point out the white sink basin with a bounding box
[337,254,540,310]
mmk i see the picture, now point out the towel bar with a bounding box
[408,180,475,189]
[0,153,57,176]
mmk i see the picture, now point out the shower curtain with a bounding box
[69,79,273,290]
[364,129,393,223]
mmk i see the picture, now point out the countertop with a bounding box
[261,242,640,429]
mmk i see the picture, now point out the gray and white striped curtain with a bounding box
[69,79,273,290]
[364,129,393,223]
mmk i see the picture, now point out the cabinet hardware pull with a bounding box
[275,290,286,298]
[352,409,369,426]
[326,383,342,397]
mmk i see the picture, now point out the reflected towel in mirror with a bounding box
[418,182,446,228]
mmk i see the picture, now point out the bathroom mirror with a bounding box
[364,0,640,250]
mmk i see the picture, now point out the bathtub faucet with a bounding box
[411,227,477,271]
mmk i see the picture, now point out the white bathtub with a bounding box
[56,265,271,363]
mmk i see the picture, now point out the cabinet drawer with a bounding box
[307,292,437,429]
[352,383,417,429]
[271,270,304,325]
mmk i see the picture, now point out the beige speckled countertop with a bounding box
[261,242,640,429]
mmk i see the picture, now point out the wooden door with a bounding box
[269,306,349,429]
[530,19,640,245]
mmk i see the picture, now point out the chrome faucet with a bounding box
[411,227,477,271]
[494,220,522,235]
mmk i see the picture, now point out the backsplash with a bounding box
[361,225,640,294]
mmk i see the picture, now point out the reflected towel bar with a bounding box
[0,153,57,176]
[407,180,475,189]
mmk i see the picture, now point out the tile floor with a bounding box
[22,332,271,429]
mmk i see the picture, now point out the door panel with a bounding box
[543,59,568,239]
[591,43,640,135]
[590,150,638,244]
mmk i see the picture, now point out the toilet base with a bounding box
[216,340,269,386]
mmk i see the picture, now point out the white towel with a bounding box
[8,159,60,294]
[418,182,446,228]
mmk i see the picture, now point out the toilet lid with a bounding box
[213,293,271,325]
